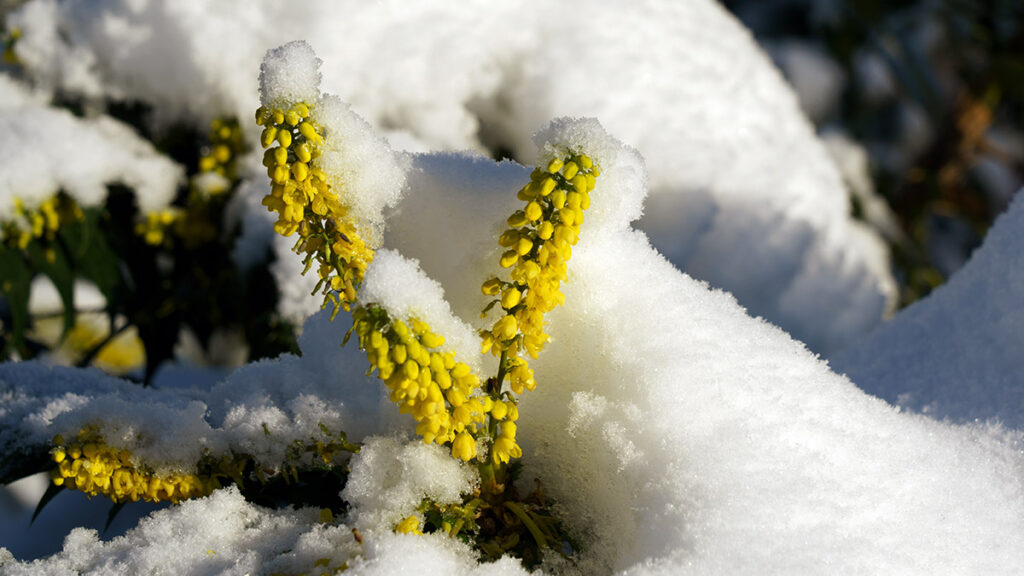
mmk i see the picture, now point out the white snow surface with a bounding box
[834,189,1024,428]
[5,0,894,355]
[0,75,181,215]
[2,115,1024,574]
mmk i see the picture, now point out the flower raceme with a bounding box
[256,102,372,317]
[50,429,220,504]
[481,154,599,365]
[0,194,83,252]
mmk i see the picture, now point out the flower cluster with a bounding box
[134,208,181,246]
[197,118,244,184]
[481,154,599,363]
[352,307,499,461]
[257,102,372,317]
[475,154,598,464]
[1,194,83,251]
[50,429,220,504]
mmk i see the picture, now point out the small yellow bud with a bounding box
[578,154,593,169]
[501,287,521,309]
[285,110,301,126]
[524,201,543,222]
[539,177,557,197]
[494,314,518,341]
[277,129,292,148]
[506,211,529,228]
[562,161,579,180]
[546,158,564,173]
[274,146,289,166]
[491,400,508,420]
[452,432,476,461]
[255,106,268,125]
[421,332,444,348]
[272,110,285,125]
[260,126,278,148]
[499,250,519,268]
[537,221,554,240]
[498,230,519,247]
[291,161,309,182]
[515,237,533,256]
[299,121,320,142]
[481,277,502,295]
[295,143,312,163]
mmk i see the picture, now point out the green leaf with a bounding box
[104,501,127,533]
[61,207,122,305]
[31,481,63,524]
[0,246,32,356]
[26,241,75,338]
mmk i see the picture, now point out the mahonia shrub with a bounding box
[0,39,644,572]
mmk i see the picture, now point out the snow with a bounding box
[4,0,894,355]
[0,77,181,215]
[3,112,1024,573]
[833,189,1024,428]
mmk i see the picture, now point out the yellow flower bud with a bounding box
[452,432,476,461]
[277,129,292,148]
[524,201,543,222]
[562,161,579,180]
[546,158,563,173]
[501,287,521,309]
[260,126,278,148]
[481,277,502,295]
[500,250,519,268]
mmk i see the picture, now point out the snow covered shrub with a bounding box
[2,3,1024,575]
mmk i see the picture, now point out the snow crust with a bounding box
[4,0,894,355]
[834,189,1024,428]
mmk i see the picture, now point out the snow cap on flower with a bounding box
[259,40,322,107]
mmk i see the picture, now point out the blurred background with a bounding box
[725,0,1023,307]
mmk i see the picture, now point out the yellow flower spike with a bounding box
[452,432,476,461]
